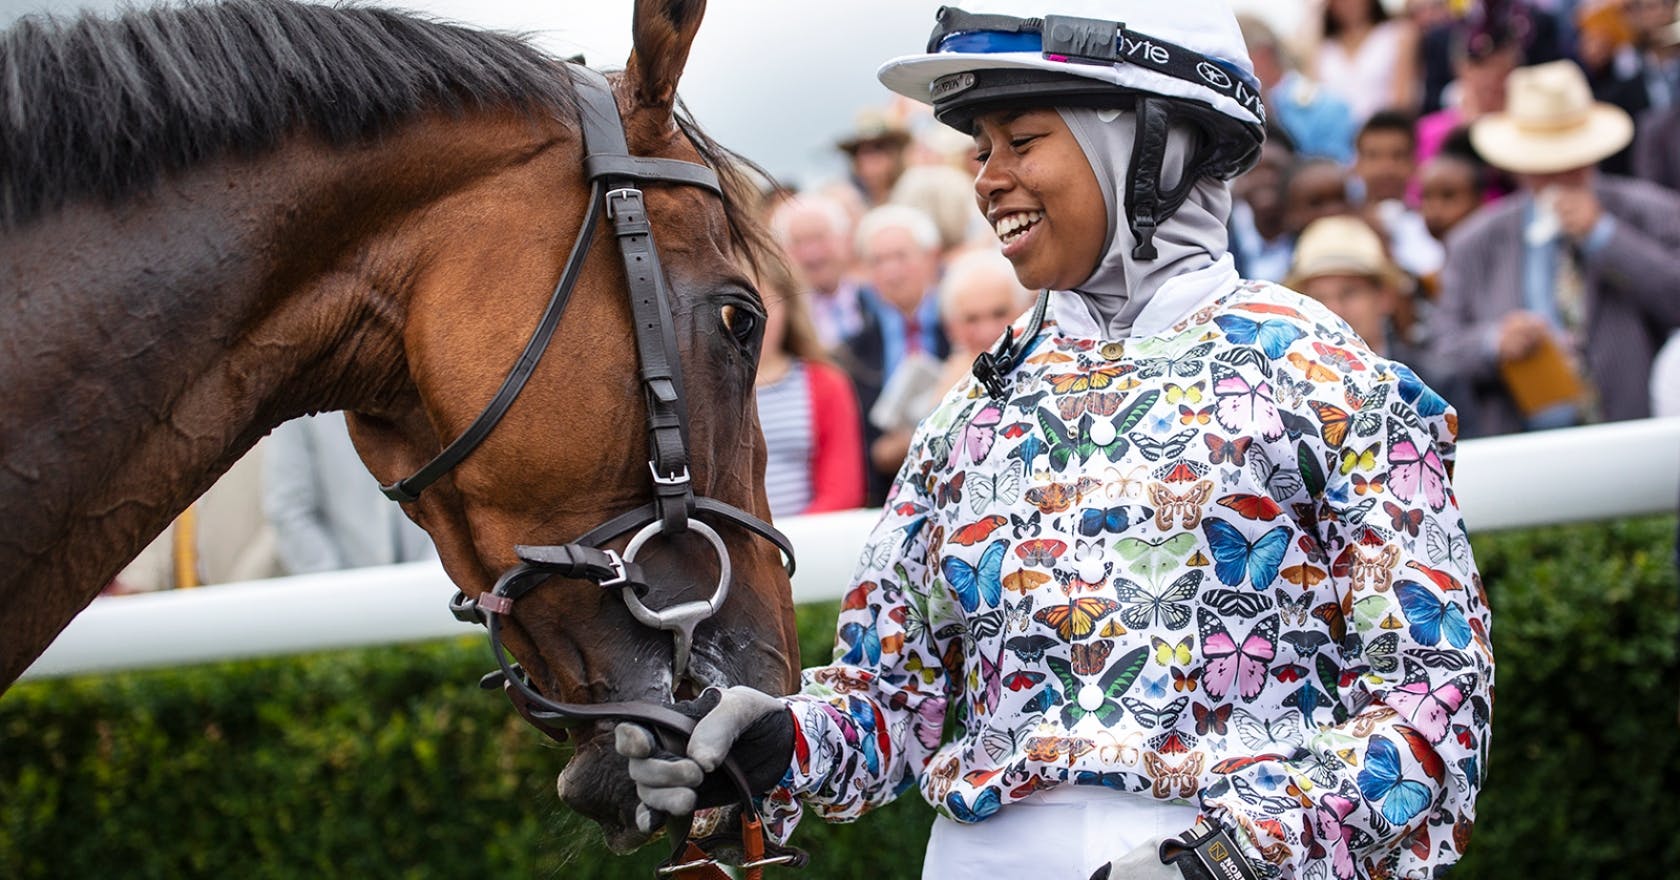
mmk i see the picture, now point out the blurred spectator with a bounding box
[1288,214,1427,368]
[770,195,867,349]
[1229,131,1299,282]
[1238,14,1357,162]
[264,413,435,575]
[753,255,866,518]
[870,250,1035,505]
[1421,1,1566,114]
[1431,60,1680,436]
[1633,100,1680,189]
[1593,0,1679,172]
[1417,10,1525,174]
[838,205,950,504]
[1284,157,1355,241]
[1309,0,1421,123]
[1419,152,1486,247]
[889,164,992,256]
[1354,110,1446,279]
[108,444,281,592]
[837,108,911,208]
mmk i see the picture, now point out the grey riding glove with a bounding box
[1089,819,1264,880]
[613,686,794,833]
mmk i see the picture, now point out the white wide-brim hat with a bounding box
[875,0,1265,129]
[1470,59,1634,175]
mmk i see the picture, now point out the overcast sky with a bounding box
[1,0,1304,186]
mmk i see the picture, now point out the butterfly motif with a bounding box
[1002,570,1052,594]
[981,723,1032,763]
[1199,609,1279,701]
[1139,671,1171,700]
[1114,533,1198,583]
[1214,314,1306,358]
[1048,364,1136,395]
[1034,596,1122,640]
[1386,418,1449,511]
[904,651,940,685]
[1280,629,1331,655]
[1143,751,1205,798]
[1388,672,1472,744]
[1192,701,1234,736]
[1123,695,1189,728]
[1070,639,1114,675]
[940,539,1007,613]
[1204,434,1253,466]
[1217,493,1284,521]
[950,514,1009,547]
[1115,571,1204,631]
[1249,454,1305,503]
[1338,443,1380,475]
[1203,588,1274,617]
[1392,363,1449,417]
[1005,595,1037,633]
[1047,645,1150,726]
[1015,538,1068,567]
[1010,510,1043,538]
[1078,505,1152,537]
[1102,464,1149,500]
[1212,363,1284,441]
[1352,473,1387,496]
[1130,428,1197,462]
[1179,404,1214,425]
[1215,344,1273,377]
[1100,618,1129,638]
[950,404,1003,467]
[1357,735,1432,825]
[1361,631,1400,675]
[1151,634,1194,666]
[1023,479,1093,514]
[945,787,1002,823]
[933,472,966,508]
[1336,541,1401,593]
[1203,519,1291,590]
[1057,390,1124,421]
[1164,381,1206,404]
[1231,709,1304,751]
[1286,351,1338,383]
[1172,667,1201,693]
[1039,407,1132,471]
[966,462,1024,515]
[1148,479,1214,530]
[1275,589,1313,627]
[1004,633,1058,663]
[1423,518,1472,570]
[1137,342,1214,379]
[1312,341,1367,373]
[838,619,881,665]
[1395,580,1472,649]
[1382,501,1423,537]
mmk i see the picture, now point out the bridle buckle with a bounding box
[597,549,630,588]
[605,186,641,220]
[649,461,692,487]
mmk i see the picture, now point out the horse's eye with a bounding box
[721,303,759,346]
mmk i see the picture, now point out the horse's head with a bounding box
[341,0,797,849]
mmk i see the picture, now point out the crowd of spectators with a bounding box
[114,0,1680,590]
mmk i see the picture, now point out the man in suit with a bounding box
[1429,60,1680,437]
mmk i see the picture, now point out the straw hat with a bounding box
[836,108,911,155]
[1470,60,1634,175]
[1286,215,1406,291]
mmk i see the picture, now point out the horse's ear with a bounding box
[623,0,706,142]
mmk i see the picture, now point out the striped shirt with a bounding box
[757,361,813,518]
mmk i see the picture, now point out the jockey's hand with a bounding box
[613,686,794,833]
[1089,837,1181,880]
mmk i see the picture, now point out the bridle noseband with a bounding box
[377,65,803,878]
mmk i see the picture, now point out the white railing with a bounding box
[20,418,1680,681]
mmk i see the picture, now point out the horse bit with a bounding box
[377,65,803,879]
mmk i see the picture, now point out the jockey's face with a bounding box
[973,108,1107,292]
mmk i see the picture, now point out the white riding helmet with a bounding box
[876,1,1267,259]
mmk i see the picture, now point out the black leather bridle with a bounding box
[377,65,802,877]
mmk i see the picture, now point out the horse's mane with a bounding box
[0,0,768,259]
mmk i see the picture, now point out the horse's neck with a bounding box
[0,146,411,684]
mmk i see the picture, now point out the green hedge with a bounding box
[2,516,1675,879]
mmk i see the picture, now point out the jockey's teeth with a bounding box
[996,211,1043,244]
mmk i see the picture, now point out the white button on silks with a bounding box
[1088,420,1117,446]
[1078,684,1104,712]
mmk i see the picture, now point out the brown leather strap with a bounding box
[738,813,767,880]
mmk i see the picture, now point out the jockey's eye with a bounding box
[721,303,760,347]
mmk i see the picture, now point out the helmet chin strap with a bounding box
[1124,96,1218,262]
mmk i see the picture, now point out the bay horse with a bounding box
[0,0,798,852]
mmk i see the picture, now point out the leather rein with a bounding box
[378,65,802,879]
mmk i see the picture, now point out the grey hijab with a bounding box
[1056,107,1233,337]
